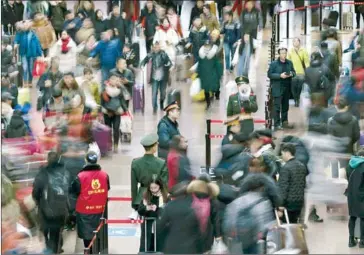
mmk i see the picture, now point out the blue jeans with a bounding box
[101,67,112,89]
[22,56,35,83]
[223,42,235,70]
[152,80,167,110]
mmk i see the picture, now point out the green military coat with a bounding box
[131,154,168,207]
[227,93,258,117]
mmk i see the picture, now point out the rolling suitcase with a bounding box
[167,89,181,109]
[360,131,364,146]
[323,10,339,27]
[343,12,354,30]
[92,122,112,157]
[133,83,145,114]
[138,217,163,254]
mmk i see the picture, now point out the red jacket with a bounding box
[167,149,180,190]
[75,165,109,214]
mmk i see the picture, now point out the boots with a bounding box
[308,208,324,223]
[359,239,364,248]
[113,144,118,153]
[160,100,164,111]
[349,236,357,248]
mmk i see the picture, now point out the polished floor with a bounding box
[24,1,362,254]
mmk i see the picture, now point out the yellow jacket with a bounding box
[287,47,310,75]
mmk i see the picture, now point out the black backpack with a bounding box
[41,169,70,219]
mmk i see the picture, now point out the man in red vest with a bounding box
[71,151,110,252]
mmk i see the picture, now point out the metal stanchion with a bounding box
[104,205,109,254]
[92,231,99,255]
[319,1,323,31]
[99,219,105,254]
[304,6,308,35]
[84,248,90,254]
[339,0,343,30]
[205,134,211,169]
[277,13,281,42]
[286,10,290,38]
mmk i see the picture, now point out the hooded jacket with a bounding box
[48,37,78,73]
[327,111,360,153]
[5,113,27,139]
[157,116,180,159]
[346,156,364,218]
[215,144,251,185]
[188,25,209,56]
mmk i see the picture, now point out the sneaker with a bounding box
[274,125,283,131]
[349,236,358,248]
[308,209,324,223]
[282,121,294,129]
[359,240,364,248]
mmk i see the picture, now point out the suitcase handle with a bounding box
[274,208,290,226]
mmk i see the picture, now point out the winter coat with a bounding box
[32,18,56,50]
[140,50,172,83]
[201,14,220,33]
[281,135,310,166]
[189,6,203,28]
[75,27,95,44]
[1,102,13,124]
[221,20,240,45]
[188,25,209,58]
[77,43,100,69]
[304,59,335,99]
[1,47,13,74]
[327,111,361,153]
[227,92,258,116]
[109,68,135,96]
[37,70,63,105]
[25,1,49,19]
[5,113,27,139]
[278,158,308,211]
[167,149,193,190]
[94,18,108,40]
[287,47,310,75]
[224,173,282,241]
[2,2,23,31]
[153,27,179,65]
[55,80,85,113]
[63,18,83,41]
[32,163,68,230]
[76,77,101,110]
[123,44,140,69]
[239,8,262,36]
[158,194,220,254]
[324,37,342,66]
[2,84,19,108]
[138,194,166,252]
[101,85,128,115]
[108,15,130,43]
[215,144,251,185]
[140,8,159,39]
[197,45,223,93]
[307,106,336,134]
[346,156,364,218]
[49,2,67,32]
[268,58,296,97]
[90,39,122,69]
[166,13,183,37]
[322,49,340,79]
[157,116,180,159]
[14,30,43,58]
[48,38,78,73]
[71,164,110,240]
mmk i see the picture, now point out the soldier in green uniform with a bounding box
[131,133,168,210]
[226,76,258,135]
[222,116,241,146]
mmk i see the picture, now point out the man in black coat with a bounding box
[328,97,360,178]
[346,148,364,248]
[2,0,24,34]
[189,0,204,29]
[278,143,308,223]
[139,1,159,53]
[108,4,130,43]
[268,47,296,130]
[32,152,69,254]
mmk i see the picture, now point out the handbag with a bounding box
[119,112,133,143]
[32,59,47,77]
[190,78,201,97]
[88,142,101,160]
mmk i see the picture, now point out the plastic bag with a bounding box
[225,80,238,107]
[88,142,101,160]
[120,112,133,133]
[190,78,201,97]
[210,239,229,254]
[300,83,311,113]
[18,88,31,106]
[32,59,47,77]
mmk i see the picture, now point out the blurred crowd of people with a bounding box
[2,0,364,254]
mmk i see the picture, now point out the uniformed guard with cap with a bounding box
[226,76,258,135]
[157,101,181,159]
[222,116,241,146]
[131,133,168,210]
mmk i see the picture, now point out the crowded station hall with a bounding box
[2,0,364,254]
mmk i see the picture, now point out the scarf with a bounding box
[191,194,210,233]
[61,37,70,54]
[159,24,171,33]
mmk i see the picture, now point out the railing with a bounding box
[84,196,141,254]
[204,118,266,170]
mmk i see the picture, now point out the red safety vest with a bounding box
[76,170,108,214]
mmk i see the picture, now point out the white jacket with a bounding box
[153,27,179,65]
[48,38,78,73]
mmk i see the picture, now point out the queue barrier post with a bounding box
[319,1,323,31]
[276,13,280,42]
[92,230,99,255]
[339,0,343,30]
[304,6,308,35]
[103,204,109,254]
[205,133,211,169]
[286,10,290,39]
[99,218,106,254]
